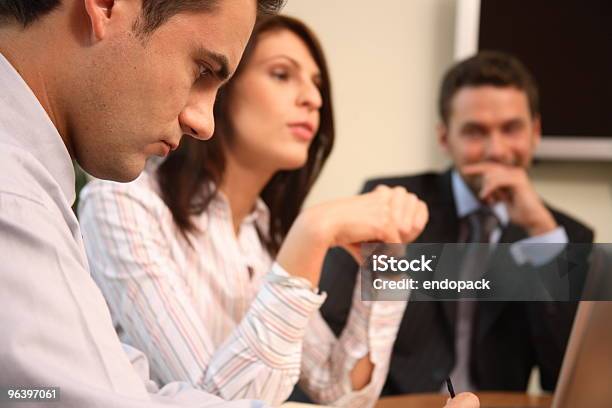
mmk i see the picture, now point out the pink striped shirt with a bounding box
[78,165,406,407]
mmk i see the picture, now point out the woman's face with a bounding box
[226,28,323,172]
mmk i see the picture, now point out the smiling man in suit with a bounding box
[319,51,594,396]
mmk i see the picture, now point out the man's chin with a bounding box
[81,160,145,183]
[109,171,142,183]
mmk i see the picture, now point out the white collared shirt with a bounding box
[78,164,407,407]
[0,51,265,407]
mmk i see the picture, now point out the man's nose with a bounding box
[484,132,508,162]
[179,96,216,140]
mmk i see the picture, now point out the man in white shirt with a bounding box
[0,1,272,407]
[0,1,478,407]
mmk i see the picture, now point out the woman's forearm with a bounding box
[276,208,332,288]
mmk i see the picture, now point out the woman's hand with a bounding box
[277,185,428,287]
[444,392,480,408]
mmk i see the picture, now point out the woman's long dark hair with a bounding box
[157,15,335,256]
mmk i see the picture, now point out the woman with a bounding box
[79,15,427,407]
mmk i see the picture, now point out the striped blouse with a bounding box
[78,165,407,407]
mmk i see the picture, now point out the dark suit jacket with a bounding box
[319,170,594,395]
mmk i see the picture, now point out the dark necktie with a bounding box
[457,207,500,281]
[466,207,500,244]
[450,207,500,391]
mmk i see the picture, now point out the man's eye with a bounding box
[198,64,212,79]
[503,123,523,134]
[463,128,485,138]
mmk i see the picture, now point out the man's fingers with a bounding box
[463,161,517,176]
[443,392,480,408]
[462,163,487,175]
[480,185,504,201]
[479,172,515,200]
[498,189,513,204]
[462,162,498,175]
[479,182,501,200]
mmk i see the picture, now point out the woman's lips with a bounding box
[288,122,315,141]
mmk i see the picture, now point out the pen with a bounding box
[446,377,455,398]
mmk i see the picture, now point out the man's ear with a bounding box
[437,122,450,153]
[84,0,114,42]
[531,114,542,148]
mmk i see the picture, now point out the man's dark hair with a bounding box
[438,51,540,124]
[0,0,284,29]
[0,0,59,25]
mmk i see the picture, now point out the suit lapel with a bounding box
[394,171,461,362]
[425,170,461,336]
[421,170,460,242]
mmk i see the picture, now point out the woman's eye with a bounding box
[270,69,289,81]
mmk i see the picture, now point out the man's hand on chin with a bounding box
[444,392,480,408]
[462,162,558,236]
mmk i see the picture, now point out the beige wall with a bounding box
[531,162,612,242]
[283,0,612,243]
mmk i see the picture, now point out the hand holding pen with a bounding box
[443,377,480,408]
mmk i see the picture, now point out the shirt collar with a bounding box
[0,52,75,206]
[211,187,271,232]
[451,169,509,226]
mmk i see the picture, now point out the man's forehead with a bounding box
[451,86,530,121]
[161,0,256,69]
